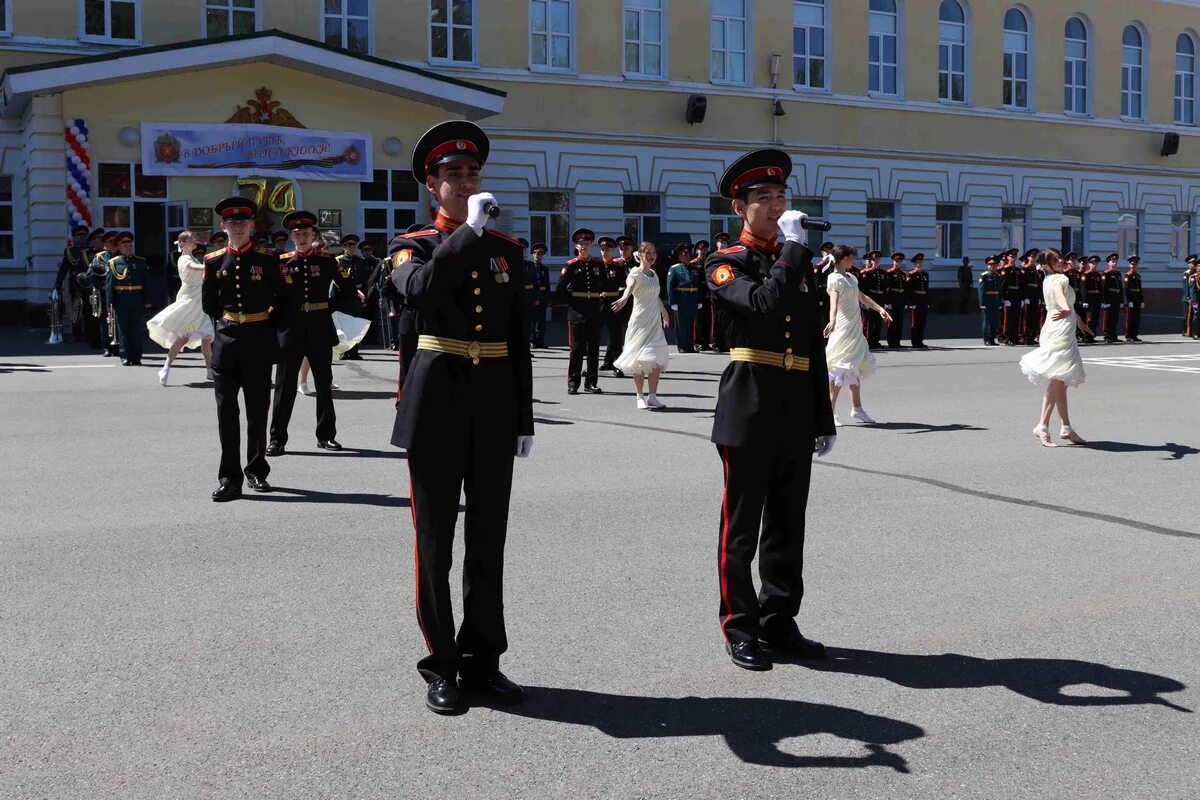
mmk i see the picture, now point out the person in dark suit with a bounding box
[388,120,534,715]
[202,197,288,502]
[705,148,836,672]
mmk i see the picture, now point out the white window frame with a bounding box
[1060,207,1086,254]
[0,174,17,265]
[1064,17,1090,116]
[1175,33,1197,126]
[529,189,573,260]
[1116,210,1141,259]
[935,203,965,259]
[79,0,141,44]
[866,200,897,256]
[1171,212,1193,262]
[1000,205,1027,252]
[624,0,666,79]
[868,0,901,98]
[622,192,662,244]
[710,0,750,86]
[530,0,575,73]
[1121,24,1147,122]
[429,0,478,66]
[321,0,373,55]
[937,0,968,104]
[0,0,13,37]
[792,0,829,92]
[1002,7,1031,110]
[710,195,743,243]
[359,169,420,253]
[202,0,261,38]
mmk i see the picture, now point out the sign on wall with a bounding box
[140,122,372,182]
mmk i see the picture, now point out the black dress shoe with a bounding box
[425,678,466,715]
[611,368,625,378]
[211,482,242,502]
[762,632,827,660]
[582,384,603,394]
[246,474,272,493]
[726,640,772,671]
[459,670,524,705]
[120,359,131,366]
[317,439,342,451]
[567,385,579,395]
[265,441,285,457]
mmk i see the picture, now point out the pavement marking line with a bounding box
[3,364,119,370]
[535,412,1200,542]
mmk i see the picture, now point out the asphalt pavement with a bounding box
[2,327,1197,799]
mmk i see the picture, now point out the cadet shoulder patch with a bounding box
[560,267,568,276]
[712,265,735,286]
[402,229,439,239]
[279,250,296,259]
[393,249,413,265]
[717,245,746,255]
[205,248,226,260]
[565,257,580,265]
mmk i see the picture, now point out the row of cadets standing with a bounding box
[555,228,606,394]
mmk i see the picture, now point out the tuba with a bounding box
[47,289,64,344]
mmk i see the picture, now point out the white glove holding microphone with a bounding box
[516,435,534,458]
[814,435,836,458]
[467,192,498,235]
[776,210,809,243]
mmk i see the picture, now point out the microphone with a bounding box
[484,202,501,219]
[800,218,832,232]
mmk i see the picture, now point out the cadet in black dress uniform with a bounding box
[1100,253,1125,343]
[267,210,348,456]
[615,235,638,349]
[529,242,551,348]
[556,228,606,394]
[706,149,836,672]
[336,234,371,359]
[906,253,930,347]
[389,121,534,715]
[105,231,149,365]
[1019,249,1040,345]
[860,252,885,348]
[202,197,287,502]
[1124,256,1144,342]
[884,253,906,347]
[691,240,715,350]
[598,236,629,375]
[1081,256,1102,342]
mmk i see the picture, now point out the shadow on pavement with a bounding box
[283,447,403,460]
[860,422,988,434]
[533,416,574,426]
[1084,440,1200,460]
[503,687,925,772]
[0,362,49,373]
[327,389,397,401]
[253,486,413,507]
[807,648,1191,712]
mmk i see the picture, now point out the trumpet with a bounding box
[47,289,63,344]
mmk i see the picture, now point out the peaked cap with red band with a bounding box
[215,196,258,221]
[719,148,792,200]
[411,120,490,183]
[282,210,318,231]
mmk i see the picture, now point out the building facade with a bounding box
[3,0,1200,319]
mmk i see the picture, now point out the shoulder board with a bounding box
[402,229,439,239]
[484,228,523,246]
[279,251,296,259]
[717,245,747,255]
[205,248,227,260]
[566,257,581,265]
[107,255,120,265]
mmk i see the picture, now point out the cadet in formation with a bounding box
[105,231,149,366]
[556,228,605,394]
[527,242,551,348]
[1124,256,1144,342]
[978,256,1002,346]
[1080,256,1102,343]
[859,251,885,349]
[335,234,371,359]
[1099,253,1125,344]
[884,253,906,348]
[54,224,92,343]
[667,242,700,353]
[598,236,628,375]
[691,240,715,351]
[905,253,930,348]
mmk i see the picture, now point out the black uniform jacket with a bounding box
[905,268,929,305]
[555,256,607,322]
[276,249,346,351]
[388,221,534,451]
[202,244,288,366]
[336,254,371,317]
[705,239,836,449]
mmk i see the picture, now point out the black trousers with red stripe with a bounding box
[407,425,515,683]
[716,441,813,645]
[567,315,601,388]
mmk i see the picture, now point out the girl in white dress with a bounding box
[823,245,892,426]
[1019,248,1092,447]
[146,231,214,386]
[611,242,671,410]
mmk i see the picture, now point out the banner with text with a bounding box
[140,122,372,182]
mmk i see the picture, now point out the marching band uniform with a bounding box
[884,254,906,348]
[556,228,605,394]
[105,232,149,366]
[1081,257,1102,342]
[905,253,930,348]
[667,244,700,353]
[88,233,121,357]
[1100,254,1125,343]
[267,211,348,456]
[202,197,287,501]
[1123,257,1144,342]
[978,261,1001,346]
[598,237,629,373]
[55,225,92,342]
[706,149,834,671]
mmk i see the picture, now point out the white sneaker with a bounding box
[205,367,214,381]
[850,407,876,424]
[298,383,313,396]
[834,414,843,427]
[636,395,649,410]
[646,393,665,409]
[157,366,169,386]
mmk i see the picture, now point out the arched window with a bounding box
[1121,25,1145,119]
[868,0,899,96]
[938,0,966,102]
[1064,17,1089,114]
[1002,7,1029,109]
[1176,34,1197,125]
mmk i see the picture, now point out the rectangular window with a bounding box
[1171,212,1192,262]
[1117,211,1140,259]
[82,0,139,42]
[936,204,964,259]
[531,0,572,71]
[205,0,257,37]
[529,190,572,259]
[789,197,825,251]
[623,193,662,244]
[710,194,743,242]
[1121,43,1144,120]
[1000,206,1026,253]
[624,0,663,77]
[1176,45,1196,125]
[1003,30,1029,109]
[938,20,966,102]
[1060,207,1085,254]
[0,176,13,260]
[1064,38,1088,114]
[431,0,474,63]
[1,1,11,35]
[792,0,826,90]
[868,4,899,96]
[710,0,747,84]
[866,200,896,256]
[323,0,371,55]
[360,169,420,254]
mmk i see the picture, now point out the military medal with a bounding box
[490,256,510,283]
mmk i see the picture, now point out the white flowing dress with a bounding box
[331,311,371,355]
[1020,273,1085,387]
[824,271,876,386]
[146,255,214,350]
[613,266,670,375]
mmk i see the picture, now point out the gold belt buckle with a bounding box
[302,303,309,312]
[783,353,795,371]
[237,312,246,323]
[467,341,481,365]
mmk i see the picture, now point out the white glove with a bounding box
[776,210,808,243]
[670,304,678,311]
[1127,302,1133,308]
[466,192,497,235]
[1003,300,1011,307]
[515,435,534,458]
[814,435,836,458]
[1021,299,1030,306]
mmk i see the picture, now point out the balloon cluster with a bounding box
[65,118,93,228]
